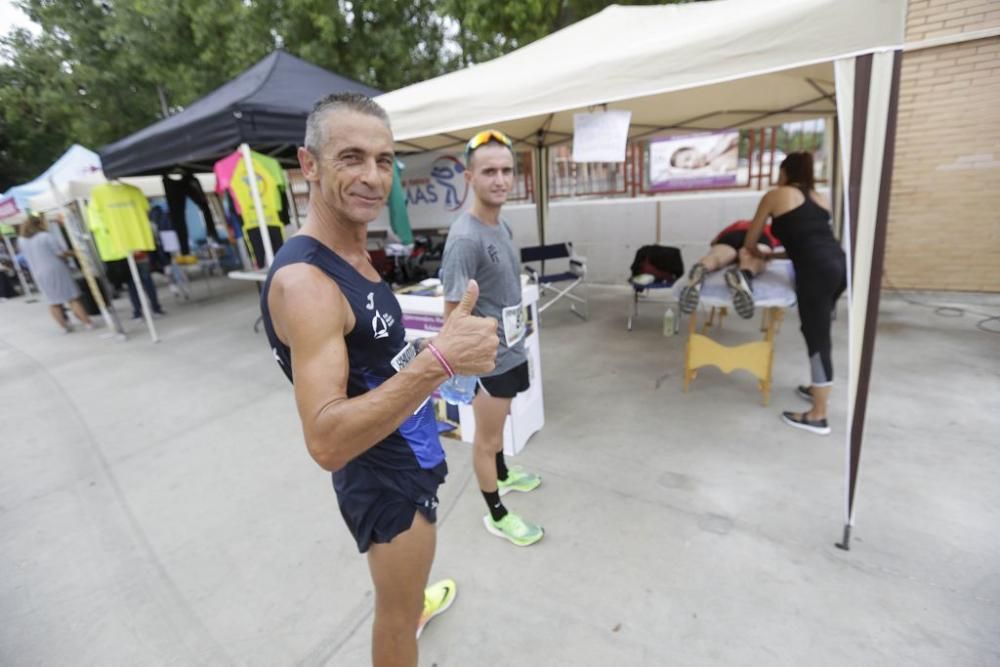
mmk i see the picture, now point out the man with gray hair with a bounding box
[260,92,500,666]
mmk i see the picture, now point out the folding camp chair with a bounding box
[626,277,678,330]
[520,242,588,320]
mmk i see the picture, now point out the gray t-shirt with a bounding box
[441,212,526,377]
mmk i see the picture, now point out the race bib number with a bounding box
[391,341,431,414]
[501,303,526,347]
[390,342,417,372]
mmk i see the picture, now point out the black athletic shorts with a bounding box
[714,230,773,251]
[477,360,530,399]
[331,459,448,553]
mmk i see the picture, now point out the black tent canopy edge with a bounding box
[99,51,381,178]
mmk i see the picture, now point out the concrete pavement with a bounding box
[1,278,998,666]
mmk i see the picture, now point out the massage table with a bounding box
[673,260,796,405]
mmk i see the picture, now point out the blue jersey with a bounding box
[260,235,444,471]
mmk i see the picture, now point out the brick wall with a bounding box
[906,0,1000,41]
[884,2,1000,291]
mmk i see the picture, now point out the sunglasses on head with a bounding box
[465,130,513,159]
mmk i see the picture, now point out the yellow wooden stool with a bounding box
[674,260,797,404]
[683,305,785,405]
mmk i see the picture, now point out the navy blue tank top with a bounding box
[260,235,444,471]
[771,187,845,274]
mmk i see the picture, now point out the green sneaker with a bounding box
[483,512,544,547]
[497,465,542,497]
[416,578,456,639]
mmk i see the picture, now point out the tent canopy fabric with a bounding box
[0,145,102,222]
[377,0,906,152]
[99,51,380,178]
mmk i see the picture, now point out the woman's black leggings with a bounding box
[795,259,846,386]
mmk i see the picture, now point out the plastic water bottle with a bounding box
[439,375,478,405]
[662,306,676,337]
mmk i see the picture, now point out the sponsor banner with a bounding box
[398,151,471,229]
[402,312,446,333]
[0,197,21,220]
[649,130,739,191]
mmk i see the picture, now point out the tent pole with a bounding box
[846,50,903,546]
[61,204,122,336]
[834,49,903,551]
[831,116,843,240]
[283,171,301,230]
[51,182,126,337]
[3,232,33,300]
[836,524,852,551]
[75,197,126,335]
[127,252,160,343]
[532,141,549,247]
[240,143,274,267]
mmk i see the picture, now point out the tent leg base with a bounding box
[835,524,852,551]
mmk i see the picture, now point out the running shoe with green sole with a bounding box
[483,512,544,547]
[417,578,457,639]
[497,465,542,497]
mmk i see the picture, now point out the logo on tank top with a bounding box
[272,347,283,366]
[366,291,374,310]
[371,310,394,339]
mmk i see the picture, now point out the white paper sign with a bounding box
[159,230,180,254]
[572,110,632,163]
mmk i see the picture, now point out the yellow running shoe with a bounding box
[416,578,457,639]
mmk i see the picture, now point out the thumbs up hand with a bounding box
[432,280,499,376]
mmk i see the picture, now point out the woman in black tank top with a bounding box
[744,152,846,436]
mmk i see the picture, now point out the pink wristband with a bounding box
[426,342,455,377]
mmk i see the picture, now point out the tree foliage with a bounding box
[0,0,700,190]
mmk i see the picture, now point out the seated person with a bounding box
[678,220,779,319]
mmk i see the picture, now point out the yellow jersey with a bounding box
[230,155,282,229]
[88,183,154,260]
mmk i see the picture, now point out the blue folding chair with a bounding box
[520,242,588,320]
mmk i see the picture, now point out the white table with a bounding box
[396,278,545,456]
[228,269,268,331]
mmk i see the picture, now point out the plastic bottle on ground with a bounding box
[663,306,676,337]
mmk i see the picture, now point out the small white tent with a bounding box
[378,0,907,548]
[0,145,102,224]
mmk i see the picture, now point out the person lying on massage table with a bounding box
[678,220,782,319]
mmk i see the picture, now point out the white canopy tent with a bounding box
[378,0,907,548]
[380,0,903,148]
[0,144,102,225]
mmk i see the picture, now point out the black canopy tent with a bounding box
[100,51,379,265]
[100,51,380,178]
